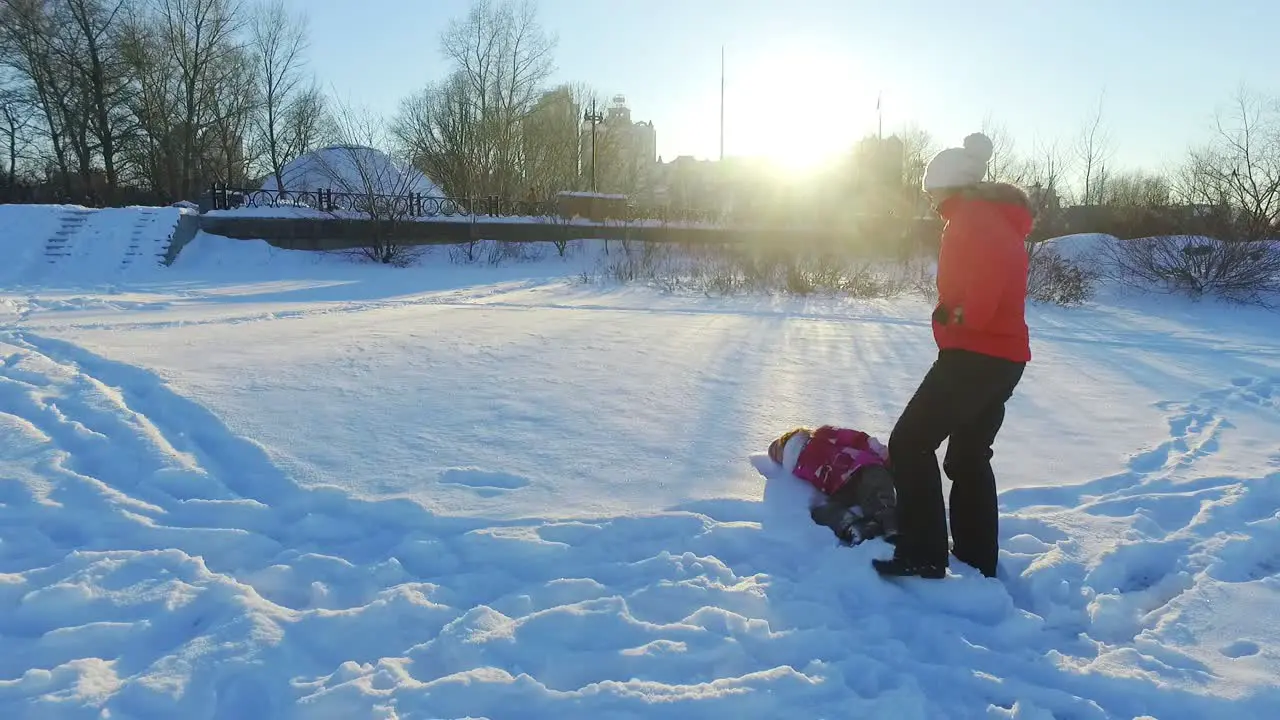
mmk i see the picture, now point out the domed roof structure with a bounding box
[261,145,443,197]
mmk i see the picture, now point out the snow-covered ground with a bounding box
[1,219,1279,718]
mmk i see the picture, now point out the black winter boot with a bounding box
[872,553,946,579]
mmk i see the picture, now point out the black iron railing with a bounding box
[207,184,555,219]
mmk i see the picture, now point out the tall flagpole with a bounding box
[877,91,883,140]
[719,45,725,161]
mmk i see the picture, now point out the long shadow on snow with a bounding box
[146,272,567,307]
[133,240,594,308]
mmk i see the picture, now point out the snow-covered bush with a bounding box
[1104,235,1280,306]
[446,239,553,266]
[1028,244,1097,306]
[579,240,933,298]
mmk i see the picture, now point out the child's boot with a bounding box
[809,502,864,545]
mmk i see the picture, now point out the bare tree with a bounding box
[395,0,562,201]
[896,123,937,191]
[320,99,426,265]
[521,81,594,198]
[55,0,134,201]
[1103,169,1171,207]
[116,4,173,192]
[206,43,257,185]
[280,82,327,161]
[1178,86,1280,241]
[0,0,301,200]
[0,72,36,185]
[1016,137,1093,305]
[151,0,247,198]
[1023,139,1067,195]
[1078,168,1176,241]
[6,0,109,200]
[1075,92,1114,205]
[249,0,311,189]
[980,115,1026,185]
[393,71,477,197]
[0,0,77,196]
[438,0,556,198]
[1021,137,1069,240]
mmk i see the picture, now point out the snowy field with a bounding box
[1,219,1279,718]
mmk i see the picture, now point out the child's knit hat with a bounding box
[768,428,807,465]
[922,132,994,191]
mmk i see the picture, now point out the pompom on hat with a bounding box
[922,132,994,192]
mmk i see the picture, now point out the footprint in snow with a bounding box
[1220,640,1261,659]
[438,467,531,497]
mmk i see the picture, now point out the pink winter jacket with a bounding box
[792,426,889,495]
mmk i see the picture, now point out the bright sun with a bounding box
[729,47,874,174]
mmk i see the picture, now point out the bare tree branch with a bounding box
[1176,85,1280,242]
[426,0,556,198]
[980,114,1025,185]
[55,0,133,199]
[0,70,38,184]
[249,0,310,189]
[1075,91,1114,205]
[319,98,427,265]
[521,81,593,198]
[152,0,247,198]
[895,123,936,191]
[1,0,77,194]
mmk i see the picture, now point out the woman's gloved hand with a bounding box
[933,305,964,326]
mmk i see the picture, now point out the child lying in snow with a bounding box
[768,425,899,546]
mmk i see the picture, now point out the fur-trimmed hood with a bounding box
[938,182,1035,238]
[957,181,1032,210]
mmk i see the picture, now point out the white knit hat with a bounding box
[922,132,994,191]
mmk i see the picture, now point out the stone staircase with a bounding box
[120,208,163,269]
[34,206,198,277]
[44,208,93,264]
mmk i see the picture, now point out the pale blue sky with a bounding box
[291,0,1272,176]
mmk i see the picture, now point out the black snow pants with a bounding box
[887,348,1025,577]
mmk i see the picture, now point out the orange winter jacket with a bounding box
[932,183,1034,363]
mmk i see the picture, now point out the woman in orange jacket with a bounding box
[872,132,1033,581]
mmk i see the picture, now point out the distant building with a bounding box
[580,95,658,196]
[852,135,905,192]
[845,135,908,215]
[652,155,722,215]
[524,87,584,197]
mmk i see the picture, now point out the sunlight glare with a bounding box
[730,47,875,176]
